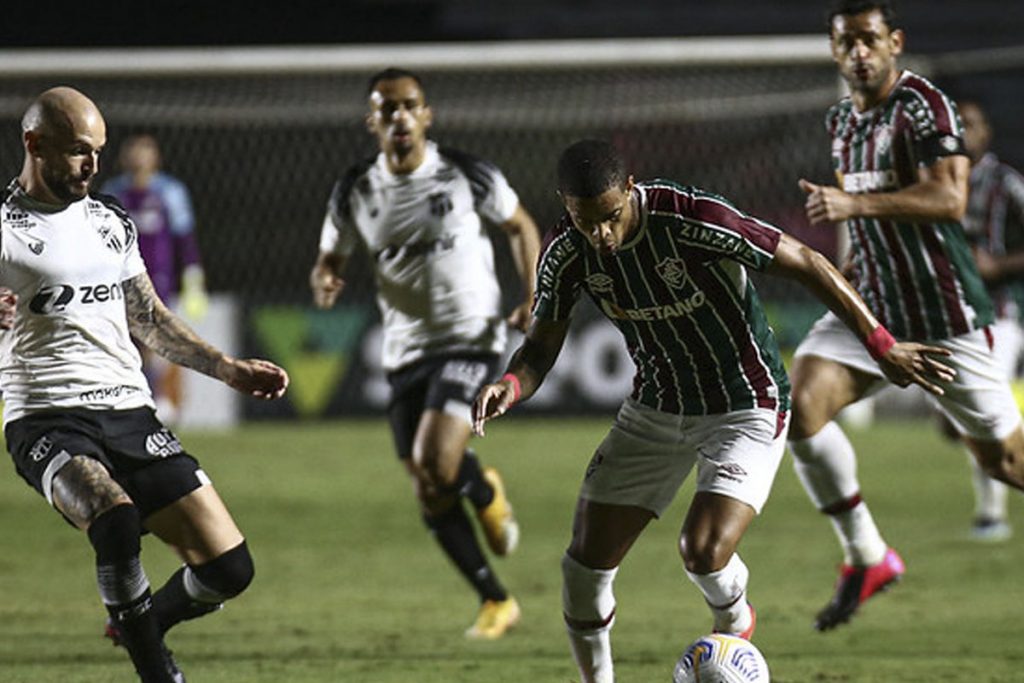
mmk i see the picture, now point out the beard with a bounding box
[41,166,90,204]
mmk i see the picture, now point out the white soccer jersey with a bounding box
[0,182,153,423]
[319,141,520,371]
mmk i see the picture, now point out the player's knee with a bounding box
[678,531,732,575]
[87,503,142,563]
[561,553,618,630]
[192,541,254,600]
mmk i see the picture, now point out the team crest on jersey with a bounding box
[428,192,453,218]
[29,241,44,255]
[940,135,959,152]
[95,220,126,253]
[656,257,689,290]
[586,273,615,294]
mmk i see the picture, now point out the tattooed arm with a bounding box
[123,273,289,399]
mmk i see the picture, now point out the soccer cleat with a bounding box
[814,547,905,631]
[713,602,756,641]
[970,517,1012,542]
[104,619,186,682]
[104,617,123,647]
[477,467,520,556]
[465,596,522,640]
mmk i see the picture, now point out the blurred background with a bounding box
[2,0,1022,425]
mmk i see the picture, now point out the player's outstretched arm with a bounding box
[123,273,289,399]
[798,155,969,224]
[767,233,955,395]
[499,204,542,332]
[310,251,347,309]
[472,317,569,436]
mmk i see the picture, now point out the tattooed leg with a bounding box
[51,456,176,682]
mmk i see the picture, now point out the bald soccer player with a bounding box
[0,87,289,682]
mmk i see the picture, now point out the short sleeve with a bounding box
[319,177,361,257]
[903,81,966,166]
[672,191,782,271]
[440,148,519,224]
[532,222,583,321]
[120,216,148,281]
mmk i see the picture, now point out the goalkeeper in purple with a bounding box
[790,0,1024,632]
[472,139,951,683]
[102,135,208,423]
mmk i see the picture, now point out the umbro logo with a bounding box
[715,462,748,483]
[586,273,614,294]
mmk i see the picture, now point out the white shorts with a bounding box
[795,312,1023,441]
[579,399,789,517]
[990,317,1024,380]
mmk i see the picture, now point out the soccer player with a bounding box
[948,99,1024,541]
[0,86,289,682]
[472,138,952,683]
[102,134,209,425]
[309,68,541,639]
[790,0,1024,630]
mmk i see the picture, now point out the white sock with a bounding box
[968,450,1009,521]
[562,554,617,683]
[790,422,887,566]
[686,553,751,634]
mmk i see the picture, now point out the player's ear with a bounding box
[890,28,905,56]
[423,105,434,130]
[24,130,42,156]
[625,175,635,192]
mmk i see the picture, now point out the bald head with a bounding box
[22,86,103,137]
[19,86,107,205]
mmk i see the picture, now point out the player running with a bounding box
[310,68,541,639]
[789,0,1024,631]
[472,138,951,683]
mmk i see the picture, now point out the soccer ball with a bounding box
[672,633,770,683]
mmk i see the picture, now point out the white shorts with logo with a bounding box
[795,312,1023,441]
[579,398,789,517]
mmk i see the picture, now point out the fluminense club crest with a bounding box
[656,257,689,290]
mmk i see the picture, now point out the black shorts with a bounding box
[5,407,208,518]
[386,353,500,460]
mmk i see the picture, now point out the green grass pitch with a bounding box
[0,417,1022,682]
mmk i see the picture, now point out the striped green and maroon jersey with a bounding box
[828,69,993,340]
[963,152,1024,322]
[533,180,790,416]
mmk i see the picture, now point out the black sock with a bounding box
[106,590,176,683]
[424,503,507,602]
[89,504,174,682]
[458,451,494,510]
[152,567,223,635]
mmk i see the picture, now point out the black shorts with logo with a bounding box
[5,407,207,518]
[386,353,500,460]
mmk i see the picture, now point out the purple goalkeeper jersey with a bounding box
[101,172,201,301]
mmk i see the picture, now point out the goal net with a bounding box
[1,39,1017,417]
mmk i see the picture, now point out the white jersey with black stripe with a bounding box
[0,181,153,424]
[319,141,519,371]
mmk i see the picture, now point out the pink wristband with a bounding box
[865,325,896,361]
[501,373,522,403]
